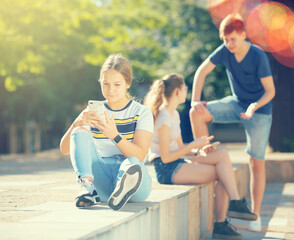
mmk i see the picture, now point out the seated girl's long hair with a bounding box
[144,73,184,119]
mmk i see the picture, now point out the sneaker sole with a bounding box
[108,165,142,211]
[248,226,262,232]
[212,233,243,240]
[227,211,258,221]
[76,194,100,208]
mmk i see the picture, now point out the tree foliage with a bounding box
[0,0,227,152]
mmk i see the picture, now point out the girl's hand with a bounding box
[199,141,220,156]
[94,111,119,140]
[73,110,101,127]
[190,135,214,150]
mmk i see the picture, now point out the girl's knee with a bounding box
[70,128,93,147]
[120,157,143,174]
[72,126,91,135]
[125,156,141,165]
[129,176,152,202]
[216,148,231,162]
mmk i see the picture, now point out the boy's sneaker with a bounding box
[108,164,142,211]
[76,178,100,208]
[248,215,262,232]
[227,198,257,221]
[212,219,242,240]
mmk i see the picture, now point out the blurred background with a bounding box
[0,0,293,155]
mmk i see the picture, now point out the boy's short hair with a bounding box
[219,14,245,40]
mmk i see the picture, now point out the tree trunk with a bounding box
[9,123,17,154]
[34,122,41,152]
[24,122,31,154]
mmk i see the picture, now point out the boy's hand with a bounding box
[240,102,258,120]
[191,101,208,115]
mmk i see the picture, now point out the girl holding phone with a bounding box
[144,73,257,239]
[60,54,153,210]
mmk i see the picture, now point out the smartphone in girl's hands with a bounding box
[88,100,105,118]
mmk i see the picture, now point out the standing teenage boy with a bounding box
[190,14,275,232]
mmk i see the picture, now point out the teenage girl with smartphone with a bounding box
[60,54,153,211]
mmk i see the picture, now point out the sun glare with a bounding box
[203,0,294,68]
[246,2,294,68]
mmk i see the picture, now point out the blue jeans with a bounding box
[153,157,186,184]
[70,129,152,202]
[207,96,272,160]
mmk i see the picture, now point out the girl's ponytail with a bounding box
[144,79,165,119]
[144,73,184,119]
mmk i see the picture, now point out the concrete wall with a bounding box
[79,165,249,240]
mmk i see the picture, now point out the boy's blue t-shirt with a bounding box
[209,43,273,114]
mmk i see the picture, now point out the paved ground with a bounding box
[0,144,293,240]
[204,182,294,240]
[0,149,74,223]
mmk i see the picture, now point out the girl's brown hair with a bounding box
[144,73,184,119]
[99,53,133,86]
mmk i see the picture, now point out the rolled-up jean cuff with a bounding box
[171,162,185,184]
[246,150,265,161]
[77,173,95,180]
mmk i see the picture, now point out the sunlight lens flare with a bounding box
[206,0,266,27]
[259,2,287,30]
[208,0,243,26]
[198,0,294,68]
[289,26,294,52]
[246,2,294,68]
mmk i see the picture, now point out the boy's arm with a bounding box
[191,58,216,113]
[240,76,275,119]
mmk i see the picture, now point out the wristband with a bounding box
[194,149,199,156]
[112,133,122,144]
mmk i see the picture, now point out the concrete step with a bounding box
[265,153,294,182]
[204,182,294,240]
[221,143,294,182]
[0,164,249,240]
[2,145,293,240]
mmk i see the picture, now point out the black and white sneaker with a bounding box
[227,198,257,221]
[212,219,242,240]
[108,164,142,211]
[75,178,100,208]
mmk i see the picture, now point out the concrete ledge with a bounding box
[2,145,293,240]
[81,164,248,240]
[220,143,294,183]
[0,164,249,240]
[265,154,294,182]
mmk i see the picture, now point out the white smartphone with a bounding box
[88,100,105,118]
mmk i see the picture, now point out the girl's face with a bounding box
[100,69,130,105]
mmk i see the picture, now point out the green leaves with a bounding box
[1,0,228,150]
[4,77,23,92]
